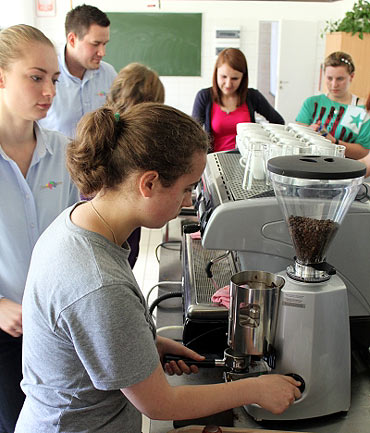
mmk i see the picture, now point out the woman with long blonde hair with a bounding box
[0,25,78,432]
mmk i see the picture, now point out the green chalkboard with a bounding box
[105,13,202,76]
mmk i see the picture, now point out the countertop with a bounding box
[149,216,370,433]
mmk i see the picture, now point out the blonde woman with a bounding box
[0,25,79,431]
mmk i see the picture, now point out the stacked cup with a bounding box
[236,121,347,191]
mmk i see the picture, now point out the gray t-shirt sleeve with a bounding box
[56,283,159,391]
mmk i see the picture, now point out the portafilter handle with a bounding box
[162,354,225,368]
[163,348,252,372]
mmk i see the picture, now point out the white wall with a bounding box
[2,0,358,117]
[0,0,35,27]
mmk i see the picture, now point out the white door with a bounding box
[275,20,319,124]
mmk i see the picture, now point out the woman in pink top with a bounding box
[192,48,284,152]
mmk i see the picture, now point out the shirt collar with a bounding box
[59,46,99,83]
[0,145,9,160]
[0,122,53,162]
[34,122,54,157]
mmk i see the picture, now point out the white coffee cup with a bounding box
[263,124,287,133]
[236,122,263,135]
[309,137,335,147]
[283,141,313,156]
[311,142,337,156]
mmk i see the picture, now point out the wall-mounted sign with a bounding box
[36,0,56,17]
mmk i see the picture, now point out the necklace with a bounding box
[90,201,118,245]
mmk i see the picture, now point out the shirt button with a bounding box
[30,223,35,228]
[25,194,30,199]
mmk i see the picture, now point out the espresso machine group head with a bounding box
[246,155,366,421]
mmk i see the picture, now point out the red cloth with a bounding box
[211,102,251,152]
[190,231,201,240]
[211,285,230,309]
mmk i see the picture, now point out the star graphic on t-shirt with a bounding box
[350,113,362,128]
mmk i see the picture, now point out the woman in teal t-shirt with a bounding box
[296,51,369,160]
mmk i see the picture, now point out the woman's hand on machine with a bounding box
[251,374,302,414]
[156,335,205,376]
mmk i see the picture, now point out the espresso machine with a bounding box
[184,151,370,344]
[180,150,369,420]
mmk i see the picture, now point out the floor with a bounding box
[132,227,163,433]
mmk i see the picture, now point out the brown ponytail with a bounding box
[67,103,209,197]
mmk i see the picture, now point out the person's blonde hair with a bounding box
[324,51,355,75]
[0,24,54,70]
[106,63,165,112]
[67,103,209,197]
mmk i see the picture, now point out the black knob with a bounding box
[285,373,305,393]
[183,223,200,234]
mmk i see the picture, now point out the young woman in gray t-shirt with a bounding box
[17,103,301,433]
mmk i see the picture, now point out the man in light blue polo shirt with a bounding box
[39,4,117,138]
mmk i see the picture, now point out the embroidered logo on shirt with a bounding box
[97,91,107,97]
[41,181,62,190]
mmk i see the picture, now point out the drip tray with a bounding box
[182,234,237,320]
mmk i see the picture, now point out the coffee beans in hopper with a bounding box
[288,215,338,264]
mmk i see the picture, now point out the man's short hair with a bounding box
[65,4,110,39]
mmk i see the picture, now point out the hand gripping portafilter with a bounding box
[163,270,285,381]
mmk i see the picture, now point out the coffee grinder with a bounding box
[246,155,366,421]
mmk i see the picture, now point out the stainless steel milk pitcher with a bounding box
[228,270,285,356]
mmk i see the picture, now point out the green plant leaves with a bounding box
[321,0,370,39]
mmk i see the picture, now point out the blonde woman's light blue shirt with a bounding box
[0,123,79,303]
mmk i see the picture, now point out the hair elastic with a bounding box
[114,112,120,123]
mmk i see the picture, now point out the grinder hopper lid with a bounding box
[268,155,366,180]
